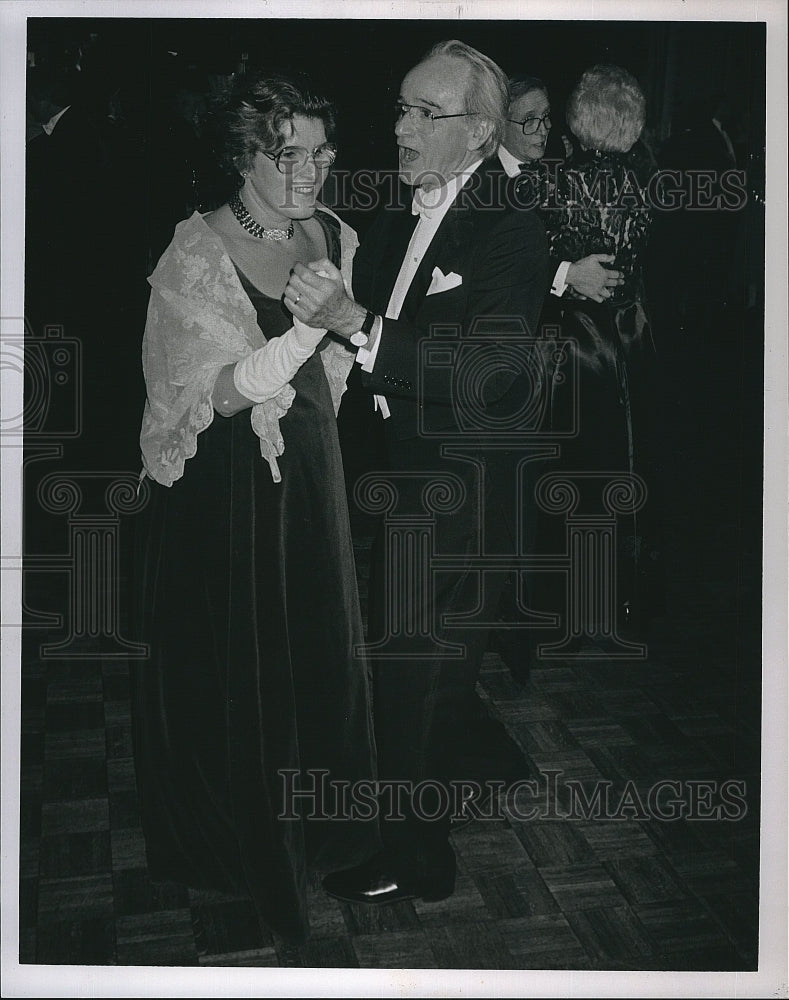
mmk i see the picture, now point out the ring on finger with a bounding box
[294,294,301,305]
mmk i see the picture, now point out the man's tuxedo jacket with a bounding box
[352,159,552,444]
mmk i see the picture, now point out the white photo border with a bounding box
[2,1,786,997]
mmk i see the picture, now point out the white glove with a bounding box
[233,319,327,403]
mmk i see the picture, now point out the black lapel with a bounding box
[372,203,420,312]
[314,209,342,268]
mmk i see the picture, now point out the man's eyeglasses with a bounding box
[261,142,338,173]
[507,113,552,136]
[395,101,475,134]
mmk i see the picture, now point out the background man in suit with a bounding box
[499,74,624,303]
[284,39,551,905]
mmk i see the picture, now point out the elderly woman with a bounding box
[132,74,378,943]
[539,64,664,640]
[492,71,632,679]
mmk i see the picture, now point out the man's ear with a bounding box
[466,116,494,153]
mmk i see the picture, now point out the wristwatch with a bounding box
[350,310,376,348]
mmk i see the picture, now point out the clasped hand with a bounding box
[284,259,361,338]
[567,253,624,302]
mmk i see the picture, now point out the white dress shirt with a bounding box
[355,160,483,418]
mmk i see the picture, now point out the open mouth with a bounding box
[398,146,420,163]
[292,185,316,196]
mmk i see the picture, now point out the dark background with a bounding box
[26,17,766,225]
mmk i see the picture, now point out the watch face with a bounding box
[350,331,369,347]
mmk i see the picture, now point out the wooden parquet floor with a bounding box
[17,619,762,973]
[14,325,769,979]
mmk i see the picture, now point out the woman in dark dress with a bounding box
[132,74,379,943]
[492,70,659,672]
[492,74,633,679]
[540,64,664,638]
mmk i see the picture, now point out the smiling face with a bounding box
[503,87,551,164]
[241,114,330,227]
[396,54,484,189]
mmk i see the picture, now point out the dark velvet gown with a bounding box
[131,216,379,943]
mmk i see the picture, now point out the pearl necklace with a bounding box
[229,192,294,241]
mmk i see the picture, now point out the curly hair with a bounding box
[424,40,509,158]
[213,72,336,186]
[566,64,646,154]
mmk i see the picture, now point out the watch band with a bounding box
[350,310,376,348]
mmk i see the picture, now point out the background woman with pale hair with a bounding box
[539,63,664,638]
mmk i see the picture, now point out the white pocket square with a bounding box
[426,267,463,296]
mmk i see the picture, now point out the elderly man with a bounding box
[284,40,551,904]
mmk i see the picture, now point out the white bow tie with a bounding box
[411,185,445,220]
[411,196,433,220]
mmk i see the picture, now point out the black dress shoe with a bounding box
[322,854,454,905]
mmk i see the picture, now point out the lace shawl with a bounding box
[139,207,358,486]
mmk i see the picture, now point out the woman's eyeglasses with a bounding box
[261,142,338,173]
